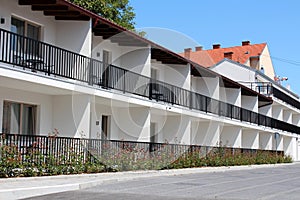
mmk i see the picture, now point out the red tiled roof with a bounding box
[179,43,267,68]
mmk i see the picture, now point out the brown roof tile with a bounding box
[179,43,267,68]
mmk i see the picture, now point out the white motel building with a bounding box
[0,0,300,160]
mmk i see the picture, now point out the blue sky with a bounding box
[130,0,300,95]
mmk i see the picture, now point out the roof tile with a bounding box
[179,43,267,68]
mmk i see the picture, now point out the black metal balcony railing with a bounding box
[272,87,300,110]
[245,82,273,96]
[0,133,282,165]
[0,28,300,134]
[244,82,300,111]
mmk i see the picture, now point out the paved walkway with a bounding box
[0,163,295,200]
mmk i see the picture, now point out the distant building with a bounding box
[180,41,275,79]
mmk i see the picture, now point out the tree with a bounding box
[70,0,136,30]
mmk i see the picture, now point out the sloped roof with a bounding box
[179,43,267,68]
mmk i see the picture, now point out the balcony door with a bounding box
[101,115,110,140]
[102,50,111,88]
[11,17,41,59]
[151,68,159,93]
[150,122,158,152]
[2,101,37,135]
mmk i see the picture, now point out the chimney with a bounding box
[242,41,250,46]
[224,52,233,59]
[184,48,192,59]
[195,46,203,51]
[213,44,221,49]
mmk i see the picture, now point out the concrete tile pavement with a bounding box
[0,163,294,200]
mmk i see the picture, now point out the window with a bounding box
[11,17,41,56]
[2,101,37,135]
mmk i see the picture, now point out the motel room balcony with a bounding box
[0,28,300,135]
[242,81,300,111]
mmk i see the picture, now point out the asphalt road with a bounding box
[26,163,300,200]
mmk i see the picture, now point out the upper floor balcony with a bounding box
[243,81,300,110]
[0,28,300,134]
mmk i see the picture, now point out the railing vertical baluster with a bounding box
[123,69,126,93]
[240,108,243,121]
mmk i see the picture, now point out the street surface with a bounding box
[26,163,300,200]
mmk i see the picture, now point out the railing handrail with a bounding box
[0,133,283,152]
[0,28,299,134]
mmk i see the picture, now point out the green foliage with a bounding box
[70,0,136,30]
[166,148,292,169]
[0,144,106,178]
[0,142,293,178]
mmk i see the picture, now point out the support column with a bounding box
[192,121,220,146]
[220,126,242,148]
[292,114,300,126]
[283,109,292,123]
[272,105,283,121]
[158,115,191,145]
[241,96,258,112]
[53,94,91,138]
[242,129,259,149]
[259,104,272,117]
[112,106,150,142]
[259,132,272,150]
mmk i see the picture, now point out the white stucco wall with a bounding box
[242,130,259,149]
[220,126,242,148]
[282,109,292,123]
[259,105,272,117]
[272,105,283,120]
[191,77,219,99]
[119,48,151,77]
[241,96,258,112]
[283,136,295,159]
[55,20,92,56]
[90,102,112,139]
[273,133,283,151]
[151,60,190,90]
[151,113,191,144]
[211,61,256,83]
[191,121,220,146]
[0,86,53,136]
[52,94,91,138]
[219,87,241,106]
[92,36,151,77]
[260,45,275,79]
[292,114,300,126]
[259,132,273,150]
[110,106,150,142]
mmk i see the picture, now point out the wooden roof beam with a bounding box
[44,10,81,16]
[55,15,90,21]
[32,5,69,11]
[19,0,57,5]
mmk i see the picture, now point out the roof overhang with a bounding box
[17,0,206,65]
[19,0,91,21]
